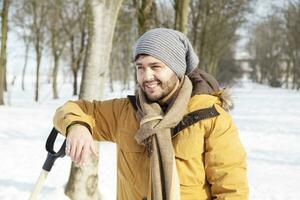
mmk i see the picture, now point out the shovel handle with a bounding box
[28,170,49,200]
[42,128,66,171]
[29,128,66,200]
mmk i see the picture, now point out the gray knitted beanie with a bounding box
[134,28,199,78]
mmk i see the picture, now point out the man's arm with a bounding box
[53,98,130,140]
[204,104,249,199]
[53,98,129,165]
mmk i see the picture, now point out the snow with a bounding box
[0,77,300,200]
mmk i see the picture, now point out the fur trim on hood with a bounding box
[188,68,233,111]
[212,88,234,111]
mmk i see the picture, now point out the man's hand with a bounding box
[65,124,98,166]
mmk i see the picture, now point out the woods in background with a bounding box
[12,0,89,100]
[1,0,258,105]
[110,0,252,89]
[0,0,9,105]
[248,0,300,89]
[1,0,299,105]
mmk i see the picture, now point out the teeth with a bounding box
[145,82,158,89]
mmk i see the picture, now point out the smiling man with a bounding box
[53,28,248,200]
[136,55,179,102]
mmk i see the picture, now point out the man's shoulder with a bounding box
[105,97,130,105]
[99,97,134,113]
[188,94,220,111]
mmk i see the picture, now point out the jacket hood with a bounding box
[188,68,233,111]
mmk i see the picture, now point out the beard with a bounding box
[141,74,179,102]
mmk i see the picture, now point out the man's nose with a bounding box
[144,68,154,80]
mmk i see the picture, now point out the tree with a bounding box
[248,15,286,87]
[0,0,10,105]
[48,0,87,98]
[62,0,89,96]
[282,0,300,89]
[246,1,300,89]
[46,0,66,99]
[22,0,47,101]
[12,0,33,91]
[132,0,156,36]
[109,0,137,91]
[173,0,190,35]
[189,0,252,76]
[65,0,123,199]
[155,0,174,28]
[217,44,242,85]
[68,20,87,96]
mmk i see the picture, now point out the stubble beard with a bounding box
[142,75,178,102]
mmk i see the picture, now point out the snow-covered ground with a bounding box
[0,78,300,200]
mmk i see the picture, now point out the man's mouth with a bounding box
[144,81,160,91]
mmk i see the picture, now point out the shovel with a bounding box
[29,127,66,200]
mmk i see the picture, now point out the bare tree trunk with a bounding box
[70,35,78,96]
[73,69,78,95]
[133,0,155,36]
[132,0,155,85]
[80,0,123,99]
[190,1,201,47]
[30,0,46,102]
[71,29,86,96]
[4,63,7,92]
[208,58,218,75]
[50,0,64,99]
[296,59,300,90]
[65,0,123,199]
[285,60,290,89]
[35,51,41,102]
[174,0,190,35]
[52,55,59,99]
[80,28,90,97]
[291,58,296,89]
[0,0,9,105]
[200,3,210,69]
[70,36,82,96]
[22,43,30,91]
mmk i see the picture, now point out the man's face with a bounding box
[136,55,179,101]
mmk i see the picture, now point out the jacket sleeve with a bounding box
[204,104,249,199]
[53,98,129,142]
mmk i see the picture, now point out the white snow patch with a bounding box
[1,78,300,199]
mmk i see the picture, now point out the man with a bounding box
[54,28,248,200]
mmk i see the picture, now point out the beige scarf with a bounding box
[134,76,193,200]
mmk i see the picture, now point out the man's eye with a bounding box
[152,66,161,69]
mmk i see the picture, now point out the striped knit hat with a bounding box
[134,28,199,78]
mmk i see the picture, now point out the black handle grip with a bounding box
[42,128,66,171]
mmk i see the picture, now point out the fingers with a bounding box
[65,142,71,156]
[90,142,98,158]
[69,141,77,161]
[79,144,89,166]
[74,141,84,163]
[78,142,98,166]
[67,140,83,164]
[65,124,98,166]
[66,140,98,166]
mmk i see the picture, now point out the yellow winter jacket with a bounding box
[53,94,248,200]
